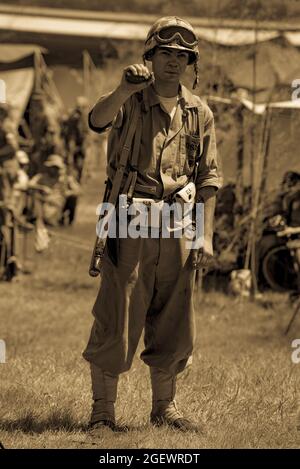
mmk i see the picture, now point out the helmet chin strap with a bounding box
[193,61,199,89]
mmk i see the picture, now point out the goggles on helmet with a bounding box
[150,26,198,49]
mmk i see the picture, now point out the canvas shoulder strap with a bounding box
[190,100,205,185]
[108,95,141,206]
[89,94,141,277]
[196,100,205,158]
[123,112,143,200]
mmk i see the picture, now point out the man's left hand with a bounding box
[191,238,214,270]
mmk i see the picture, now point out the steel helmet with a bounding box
[16,150,29,165]
[143,16,199,65]
[44,154,65,169]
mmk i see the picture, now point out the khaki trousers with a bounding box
[83,235,196,375]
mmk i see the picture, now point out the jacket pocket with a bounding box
[179,134,201,174]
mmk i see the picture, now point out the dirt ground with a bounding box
[0,172,300,449]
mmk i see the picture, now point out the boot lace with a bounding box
[163,400,184,421]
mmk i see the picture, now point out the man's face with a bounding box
[3,159,18,184]
[151,47,189,83]
[47,166,60,179]
[20,163,29,172]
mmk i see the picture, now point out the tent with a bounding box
[2,5,300,105]
[208,94,300,291]
[0,44,63,138]
[207,95,300,194]
[216,40,300,95]
[0,45,44,126]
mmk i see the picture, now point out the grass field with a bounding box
[1,174,300,449]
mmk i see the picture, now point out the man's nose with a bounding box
[168,56,180,66]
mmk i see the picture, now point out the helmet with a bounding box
[44,154,65,169]
[76,96,88,108]
[282,171,300,188]
[16,150,29,165]
[0,102,9,119]
[143,16,199,65]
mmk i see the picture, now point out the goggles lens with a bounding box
[156,26,198,47]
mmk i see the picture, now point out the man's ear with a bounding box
[144,47,157,62]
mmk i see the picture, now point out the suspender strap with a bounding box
[197,103,205,158]
[107,96,141,206]
[193,102,205,184]
[121,170,133,196]
[126,113,143,200]
[89,95,141,276]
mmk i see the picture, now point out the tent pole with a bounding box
[40,54,64,111]
[244,17,260,296]
[248,109,269,296]
[258,101,273,208]
[34,50,42,93]
[209,0,220,96]
[247,91,274,297]
[235,103,244,207]
[83,49,91,105]
[258,83,276,206]
[244,21,258,272]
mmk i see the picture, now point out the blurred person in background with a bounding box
[29,154,66,227]
[65,96,89,181]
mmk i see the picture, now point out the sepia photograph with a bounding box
[0,0,300,462]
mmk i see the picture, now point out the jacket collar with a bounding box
[179,84,201,109]
[142,83,199,112]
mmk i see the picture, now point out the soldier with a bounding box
[83,16,222,433]
[0,104,16,166]
[65,96,89,181]
[29,154,66,227]
[0,157,19,281]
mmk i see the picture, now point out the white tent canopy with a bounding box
[0,44,63,128]
[241,97,300,114]
[195,27,279,45]
[1,68,34,125]
[0,44,46,126]
[207,94,300,114]
[0,44,46,63]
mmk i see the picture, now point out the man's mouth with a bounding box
[165,69,179,75]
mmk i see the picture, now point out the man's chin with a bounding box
[164,71,180,80]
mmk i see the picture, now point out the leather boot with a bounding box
[89,363,128,433]
[150,366,202,433]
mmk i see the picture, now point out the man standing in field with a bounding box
[83,16,222,433]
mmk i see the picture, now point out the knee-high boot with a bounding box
[150,366,202,433]
[90,363,123,431]
[150,366,176,415]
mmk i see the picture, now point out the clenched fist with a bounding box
[120,64,154,94]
